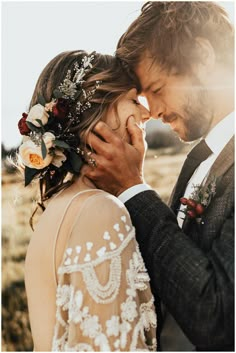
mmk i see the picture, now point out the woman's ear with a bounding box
[192,37,216,82]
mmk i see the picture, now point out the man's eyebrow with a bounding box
[142,79,161,93]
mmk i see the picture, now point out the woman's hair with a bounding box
[116,1,234,74]
[20,50,139,218]
[30,50,139,134]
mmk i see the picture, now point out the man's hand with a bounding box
[82,116,147,196]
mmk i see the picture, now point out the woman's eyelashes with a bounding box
[132,98,140,105]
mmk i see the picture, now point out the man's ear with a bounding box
[192,37,216,81]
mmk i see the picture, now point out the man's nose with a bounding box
[149,99,164,120]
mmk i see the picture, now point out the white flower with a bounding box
[121,297,138,322]
[52,148,66,167]
[141,308,157,330]
[56,284,72,310]
[80,315,101,338]
[19,132,55,169]
[120,322,131,349]
[26,104,49,127]
[74,68,85,83]
[106,316,120,337]
[68,290,85,324]
[83,55,94,69]
[59,79,77,98]
[94,333,110,351]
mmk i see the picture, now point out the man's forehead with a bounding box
[135,55,163,92]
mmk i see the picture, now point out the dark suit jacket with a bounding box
[125,136,234,351]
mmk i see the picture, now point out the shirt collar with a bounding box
[205,112,234,155]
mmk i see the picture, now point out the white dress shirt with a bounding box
[119,112,235,224]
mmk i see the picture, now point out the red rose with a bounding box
[18,113,30,135]
[52,98,70,119]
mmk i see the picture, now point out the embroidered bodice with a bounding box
[25,186,157,352]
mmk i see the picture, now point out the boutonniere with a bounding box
[179,176,217,222]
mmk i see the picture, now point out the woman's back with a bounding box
[25,179,157,351]
[25,180,99,350]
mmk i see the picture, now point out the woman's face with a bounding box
[105,88,150,143]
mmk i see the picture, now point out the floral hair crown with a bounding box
[18,53,100,187]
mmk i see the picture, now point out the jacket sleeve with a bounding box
[125,189,234,350]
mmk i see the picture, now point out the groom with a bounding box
[84,2,234,351]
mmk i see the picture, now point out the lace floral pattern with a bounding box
[52,209,157,351]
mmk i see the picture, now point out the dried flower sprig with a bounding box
[17,54,101,187]
[179,176,217,220]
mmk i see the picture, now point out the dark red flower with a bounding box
[180,197,188,205]
[18,113,30,135]
[187,209,196,218]
[186,199,197,208]
[195,203,205,215]
[52,98,70,119]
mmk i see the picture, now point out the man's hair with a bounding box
[116,1,234,74]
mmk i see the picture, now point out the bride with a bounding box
[18,50,157,351]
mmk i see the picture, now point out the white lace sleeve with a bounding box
[52,192,157,351]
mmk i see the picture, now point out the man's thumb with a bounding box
[127,116,146,153]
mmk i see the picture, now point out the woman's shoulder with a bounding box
[77,190,132,225]
[58,190,135,269]
[49,187,126,212]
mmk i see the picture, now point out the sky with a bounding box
[2,1,235,148]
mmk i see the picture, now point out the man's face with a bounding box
[135,54,213,142]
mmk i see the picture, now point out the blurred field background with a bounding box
[2,132,191,351]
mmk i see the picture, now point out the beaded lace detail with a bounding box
[51,193,157,351]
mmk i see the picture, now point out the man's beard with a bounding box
[181,79,213,142]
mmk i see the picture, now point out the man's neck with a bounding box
[209,88,234,130]
[207,64,234,129]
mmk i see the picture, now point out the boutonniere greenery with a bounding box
[179,176,217,222]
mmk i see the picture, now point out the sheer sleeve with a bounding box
[52,192,157,351]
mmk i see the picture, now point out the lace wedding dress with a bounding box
[25,184,157,351]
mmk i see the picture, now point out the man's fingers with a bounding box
[93,121,121,144]
[84,121,121,155]
[82,161,105,182]
[127,116,146,154]
[86,132,108,155]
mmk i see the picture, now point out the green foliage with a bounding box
[69,151,83,173]
[24,166,39,186]
[35,119,45,131]
[26,121,42,133]
[37,95,46,106]
[53,89,63,99]
[41,139,47,159]
[54,140,71,149]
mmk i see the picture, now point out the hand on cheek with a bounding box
[82,119,146,196]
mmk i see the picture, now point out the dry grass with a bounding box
[2,146,190,351]
[144,147,188,202]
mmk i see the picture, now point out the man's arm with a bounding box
[83,119,234,349]
[125,189,234,350]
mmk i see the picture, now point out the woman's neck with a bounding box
[72,174,97,191]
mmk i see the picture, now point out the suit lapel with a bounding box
[205,136,234,185]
